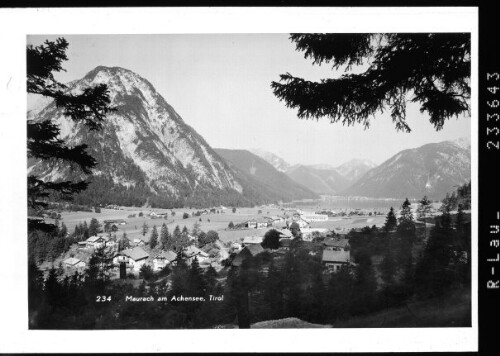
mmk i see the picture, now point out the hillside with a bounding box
[342,140,471,200]
[335,158,377,183]
[249,148,291,173]
[214,149,318,202]
[285,165,351,195]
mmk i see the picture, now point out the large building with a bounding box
[300,213,329,222]
[114,246,150,272]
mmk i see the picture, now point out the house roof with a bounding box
[278,229,293,238]
[321,250,350,263]
[122,247,149,261]
[246,244,265,256]
[104,219,126,224]
[323,238,349,248]
[155,250,177,262]
[63,257,82,266]
[242,235,263,244]
[183,245,209,258]
[232,244,264,266]
[86,235,104,243]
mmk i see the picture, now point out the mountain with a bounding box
[28,66,305,208]
[249,148,291,173]
[214,149,318,202]
[246,148,349,196]
[285,165,352,195]
[342,140,471,200]
[335,159,377,183]
[452,136,471,151]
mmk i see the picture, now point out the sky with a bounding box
[28,34,471,167]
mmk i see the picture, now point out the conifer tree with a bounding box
[27,38,114,232]
[204,265,218,292]
[160,223,171,250]
[397,198,416,236]
[59,222,68,238]
[191,221,202,238]
[142,221,149,236]
[384,207,397,233]
[150,225,159,249]
[417,196,432,240]
[397,199,417,274]
[118,231,129,251]
[82,221,90,240]
[188,257,206,297]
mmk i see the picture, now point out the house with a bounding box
[300,213,329,222]
[287,218,309,229]
[85,235,108,249]
[232,244,265,267]
[152,250,177,271]
[133,238,146,247]
[149,211,167,219]
[62,257,86,269]
[104,219,127,225]
[103,219,126,232]
[183,245,210,265]
[321,250,351,272]
[114,246,150,272]
[323,237,350,251]
[241,235,264,247]
[267,215,285,223]
[245,219,257,229]
[245,219,269,229]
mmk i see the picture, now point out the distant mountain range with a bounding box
[342,140,471,199]
[285,164,352,195]
[251,150,378,195]
[252,142,470,200]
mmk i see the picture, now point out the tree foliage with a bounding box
[384,207,397,233]
[150,225,159,249]
[272,33,470,132]
[27,38,114,229]
[262,229,281,249]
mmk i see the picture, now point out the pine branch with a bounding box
[27,121,97,174]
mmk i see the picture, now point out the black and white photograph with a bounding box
[0,7,479,353]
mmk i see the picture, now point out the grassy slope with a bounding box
[333,289,471,328]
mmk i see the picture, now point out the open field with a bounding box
[57,205,393,244]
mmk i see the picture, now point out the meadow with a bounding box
[57,205,391,244]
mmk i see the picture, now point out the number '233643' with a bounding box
[487,73,500,150]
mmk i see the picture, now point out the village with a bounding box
[36,201,444,283]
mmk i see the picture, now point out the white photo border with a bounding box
[0,6,478,353]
